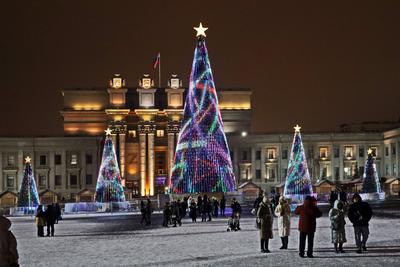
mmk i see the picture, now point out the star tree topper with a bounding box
[24,156,31,164]
[367,148,373,155]
[194,22,208,38]
[294,124,301,133]
[105,128,112,136]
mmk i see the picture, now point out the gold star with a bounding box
[25,156,31,164]
[105,128,112,136]
[294,124,301,132]
[194,22,208,38]
[367,148,373,155]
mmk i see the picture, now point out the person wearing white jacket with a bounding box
[274,196,291,249]
[0,215,19,267]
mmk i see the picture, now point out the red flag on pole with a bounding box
[153,52,160,69]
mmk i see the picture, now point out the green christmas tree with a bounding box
[18,156,40,207]
[95,129,125,202]
[283,125,313,198]
[361,148,382,193]
[170,23,236,193]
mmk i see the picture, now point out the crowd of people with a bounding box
[35,203,62,237]
[161,194,243,228]
[254,192,373,258]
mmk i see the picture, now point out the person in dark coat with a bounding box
[213,198,219,217]
[35,205,46,237]
[55,203,62,224]
[0,215,19,267]
[140,200,148,225]
[257,196,273,253]
[220,195,226,216]
[197,195,203,217]
[329,200,347,253]
[171,201,181,227]
[145,198,152,225]
[295,196,322,258]
[231,198,242,230]
[253,191,263,215]
[329,191,338,207]
[162,202,171,227]
[189,200,197,222]
[45,204,56,237]
[348,193,373,253]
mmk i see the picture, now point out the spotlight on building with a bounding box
[241,131,247,137]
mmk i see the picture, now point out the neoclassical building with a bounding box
[0,74,399,204]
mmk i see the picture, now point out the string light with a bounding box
[18,159,40,207]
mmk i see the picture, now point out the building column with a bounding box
[80,150,86,189]
[147,132,155,196]
[49,151,55,190]
[167,132,175,187]
[62,150,67,191]
[339,146,344,181]
[396,141,399,177]
[0,152,3,192]
[139,133,147,196]
[251,147,256,180]
[17,150,24,192]
[260,147,266,181]
[119,133,126,181]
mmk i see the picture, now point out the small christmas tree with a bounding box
[18,156,40,207]
[362,148,382,193]
[95,129,125,202]
[283,125,313,199]
[170,23,236,194]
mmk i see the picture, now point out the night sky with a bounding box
[1,1,400,136]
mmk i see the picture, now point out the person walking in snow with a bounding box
[0,215,19,267]
[257,195,273,253]
[35,205,46,237]
[189,200,197,222]
[45,204,56,237]
[274,196,291,249]
[329,199,347,253]
[140,200,148,225]
[295,195,322,258]
[220,195,226,216]
[212,198,219,217]
[348,193,372,253]
[162,202,171,227]
[145,198,153,225]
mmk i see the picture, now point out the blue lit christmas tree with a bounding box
[170,23,236,193]
[95,129,125,202]
[18,156,40,207]
[283,125,313,200]
[362,148,382,194]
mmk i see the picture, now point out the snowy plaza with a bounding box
[10,211,400,267]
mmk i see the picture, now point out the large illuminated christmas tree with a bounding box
[362,148,382,194]
[283,125,313,199]
[95,129,125,202]
[18,156,40,207]
[170,23,236,194]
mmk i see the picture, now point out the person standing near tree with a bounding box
[213,198,219,217]
[145,198,152,225]
[35,205,45,237]
[274,196,291,249]
[0,215,19,267]
[348,193,372,253]
[139,200,148,225]
[329,200,347,253]
[45,204,56,237]
[189,200,197,223]
[295,195,322,258]
[220,195,226,216]
[257,196,273,253]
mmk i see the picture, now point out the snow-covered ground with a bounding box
[9,213,400,267]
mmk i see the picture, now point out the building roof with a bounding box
[0,190,18,198]
[238,181,261,189]
[313,179,335,187]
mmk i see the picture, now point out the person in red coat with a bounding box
[295,195,322,258]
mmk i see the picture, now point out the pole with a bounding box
[158,53,161,88]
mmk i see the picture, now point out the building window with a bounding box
[242,151,248,161]
[267,148,276,160]
[393,146,396,155]
[128,130,136,138]
[334,167,340,180]
[269,169,275,179]
[39,155,47,166]
[256,150,261,160]
[39,175,47,187]
[385,165,389,175]
[256,169,261,179]
[7,155,15,166]
[55,175,62,186]
[156,130,164,137]
[282,149,288,160]
[86,154,93,165]
[70,175,77,186]
[345,147,353,159]
[359,166,364,176]
[385,147,389,157]
[70,154,78,165]
[393,164,397,175]
[283,169,287,178]
[6,175,14,188]
[85,174,92,185]
[319,147,328,159]
[333,148,340,158]
[359,148,364,158]
[55,154,62,165]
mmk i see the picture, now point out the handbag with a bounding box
[255,218,261,229]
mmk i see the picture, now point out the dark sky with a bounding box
[1,1,400,136]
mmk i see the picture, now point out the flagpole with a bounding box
[158,53,161,88]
